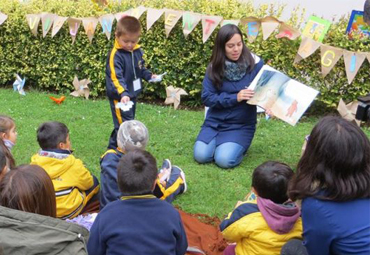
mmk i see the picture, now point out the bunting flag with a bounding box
[202,15,222,43]
[276,23,301,40]
[261,16,280,40]
[41,13,56,38]
[0,12,7,25]
[51,15,68,37]
[320,45,343,77]
[241,17,261,43]
[131,5,146,19]
[294,36,321,64]
[99,14,114,40]
[115,9,132,22]
[164,9,182,37]
[26,14,41,36]
[367,53,370,63]
[67,18,82,44]
[182,12,201,38]
[221,19,240,27]
[82,17,98,43]
[146,8,164,31]
[343,51,367,84]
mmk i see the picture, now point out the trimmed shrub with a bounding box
[0,0,369,108]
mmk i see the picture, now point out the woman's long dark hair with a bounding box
[207,24,255,89]
[289,116,370,202]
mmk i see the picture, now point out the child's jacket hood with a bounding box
[257,196,300,234]
[31,153,75,179]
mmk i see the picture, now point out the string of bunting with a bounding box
[0,6,369,84]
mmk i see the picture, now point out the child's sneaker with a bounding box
[159,159,172,184]
[172,165,187,193]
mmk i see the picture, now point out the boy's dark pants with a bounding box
[107,98,136,149]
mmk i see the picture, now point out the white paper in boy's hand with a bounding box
[116,101,134,112]
[149,72,167,83]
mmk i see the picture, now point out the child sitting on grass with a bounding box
[100,120,186,209]
[0,115,17,168]
[31,121,100,219]
[220,161,302,255]
[88,150,188,255]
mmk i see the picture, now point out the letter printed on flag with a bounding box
[182,12,201,38]
[164,9,182,37]
[82,17,98,43]
[41,13,56,38]
[68,17,82,44]
[202,15,223,43]
[51,16,68,37]
[343,51,367,84]
[320,45,343,77]
[26,14,41,36]
[241,17,260,43]
[99,14,114,40]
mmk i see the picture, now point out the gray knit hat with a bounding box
[117,120,149,151]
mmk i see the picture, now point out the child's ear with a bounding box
[58,142,66,150]
[0,132,7,139]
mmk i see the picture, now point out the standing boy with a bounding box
[106,16,155,149]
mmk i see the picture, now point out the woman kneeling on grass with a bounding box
[193,24,264,169]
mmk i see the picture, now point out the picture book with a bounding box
[248,65,319,126]
[302,16,331,42]
[346,10,370,38]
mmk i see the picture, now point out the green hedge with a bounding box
[0,0,369,108]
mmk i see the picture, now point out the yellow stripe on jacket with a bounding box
[31,153,94,219]
[109,40,142,96]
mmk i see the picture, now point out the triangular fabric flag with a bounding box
[202,15,223,43]
[221,19,240,27]
[293,36,321,64]
[276,23,300,40]
[0,12,7,25]
[343,51,367,84]
[82,17,98,43]
[131,5,146,19]
[367,53,370,63]
[337,98,361,126]
[41,13,56,38]
[26,14,41,36]
[51,15,68,37]
[146,8,164,31]
[164,9,182,37]
[115,9,132,22]
[99,14,115,40]
[241,17,261,43]
[261,16,280,40]
[67,18,82,44]
[182,12,201,38]
[320,45,343,77]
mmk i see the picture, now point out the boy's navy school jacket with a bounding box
[105,39,152,100]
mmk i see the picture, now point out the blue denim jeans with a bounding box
[193,138,246,169]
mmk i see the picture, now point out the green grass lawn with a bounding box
[1,88,368,218]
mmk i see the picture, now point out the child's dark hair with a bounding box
[37,122,69,150]
[252,161,294,204]
[0,164,56,217]
[116,16,141,37]
[0,115,15,135]
[0,139,15,169]
[289,116,370,201]
[208,24,255,90]
[117,150,157,196]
